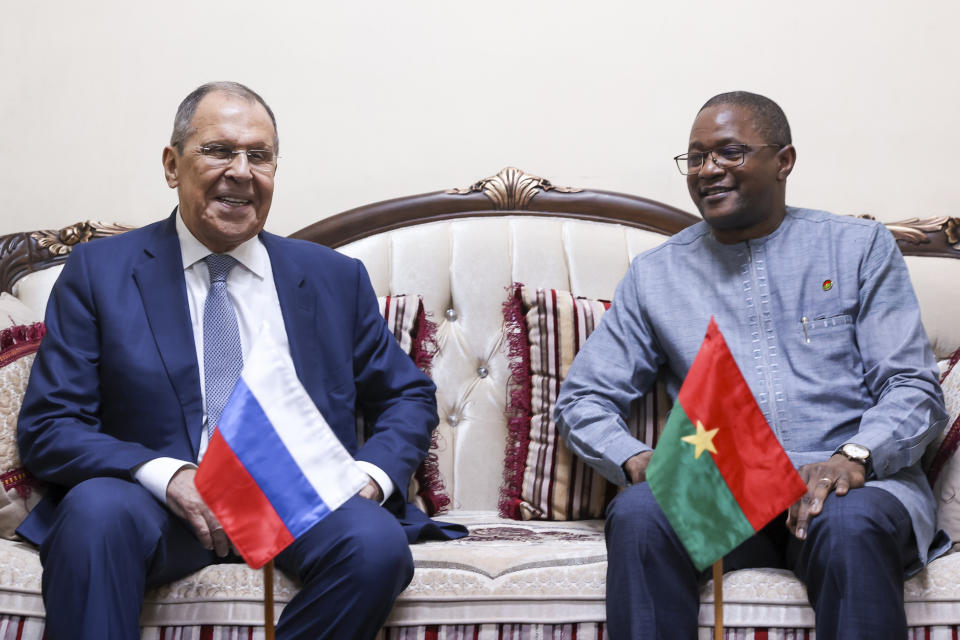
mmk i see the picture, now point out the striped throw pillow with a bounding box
[0,323,46,539]
[927,347,960,547]
[500,284,669,520]
[371,295,450,515]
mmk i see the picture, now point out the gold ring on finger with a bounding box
[818,477,833,484]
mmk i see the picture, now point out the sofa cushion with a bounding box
[500,285,669,520]
[11,268,64,322]
[0,294,41,329]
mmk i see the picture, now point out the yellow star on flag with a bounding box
[681,420,719,459]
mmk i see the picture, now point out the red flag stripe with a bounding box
[678,319,807,531]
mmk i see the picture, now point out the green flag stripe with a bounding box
[647,402,756,571]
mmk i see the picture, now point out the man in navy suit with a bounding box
[16,82,460,639]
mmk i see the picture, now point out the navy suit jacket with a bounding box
[17,213,459,545]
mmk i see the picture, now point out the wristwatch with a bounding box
[837,443,871,474]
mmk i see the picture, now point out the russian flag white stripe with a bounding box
[240,329,367,509]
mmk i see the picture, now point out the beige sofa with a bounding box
[0,167,958,639]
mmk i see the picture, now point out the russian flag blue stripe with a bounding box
[217,378,331,537]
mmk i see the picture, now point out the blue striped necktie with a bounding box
[203,254,243,440]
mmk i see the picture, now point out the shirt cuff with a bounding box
[132,457,197,505]
[604,433,653,486]
[355,461,395,505]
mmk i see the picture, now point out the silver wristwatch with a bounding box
[837,442,871,474]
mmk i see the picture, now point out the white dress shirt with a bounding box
[133,214,393,504]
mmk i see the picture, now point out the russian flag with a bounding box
[195,331,369,569]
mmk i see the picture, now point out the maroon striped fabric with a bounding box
[373,295,449,515]
[501,284,670,520]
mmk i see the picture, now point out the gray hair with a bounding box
[170,81,279,154]
[699,91,792,146]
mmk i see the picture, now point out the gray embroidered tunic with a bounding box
[555,207,949,568]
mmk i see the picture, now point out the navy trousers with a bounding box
[605,482,915,640]
[38,478,414,640]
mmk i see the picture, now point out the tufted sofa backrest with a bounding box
[4,168,960,513]
[337,217,680,510]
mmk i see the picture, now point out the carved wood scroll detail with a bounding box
[31,221,134,257]
[944,218,959,246]
[0,221,134,293]
[447,167,582,210]
[858,214,960,250]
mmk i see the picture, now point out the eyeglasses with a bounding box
[673,144,782,175]
[195,144,279,173]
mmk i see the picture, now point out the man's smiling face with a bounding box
[162,91,277,253]
[686,104,793,244]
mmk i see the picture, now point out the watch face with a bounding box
[843,443,870,460]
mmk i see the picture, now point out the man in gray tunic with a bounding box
[555,91,948,639]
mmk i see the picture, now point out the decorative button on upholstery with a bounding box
[447,414,459,426]
[444,309,458,321]
[477,366,489,378]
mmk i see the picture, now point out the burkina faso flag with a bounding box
[647,317,807,571]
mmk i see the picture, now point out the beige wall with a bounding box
[1,1,956,236]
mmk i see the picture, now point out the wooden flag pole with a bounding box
[713,560,724,640]
[264,560,276,640]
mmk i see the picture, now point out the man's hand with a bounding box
[357,476,383,502]
[786,454,867,540]
[623,451,655,484]
[166,467,231,557]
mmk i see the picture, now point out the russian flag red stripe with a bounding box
[195,430,294,568]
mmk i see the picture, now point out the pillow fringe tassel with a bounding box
[0,322,45,367]
[499,284,532,519]
[928,349,960,486]
[411,303,450,514]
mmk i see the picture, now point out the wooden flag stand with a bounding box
[713,560,724,640]
[264,560,276,640]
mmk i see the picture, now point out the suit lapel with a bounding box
[132,213,204,458]
[261,233,318,384]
